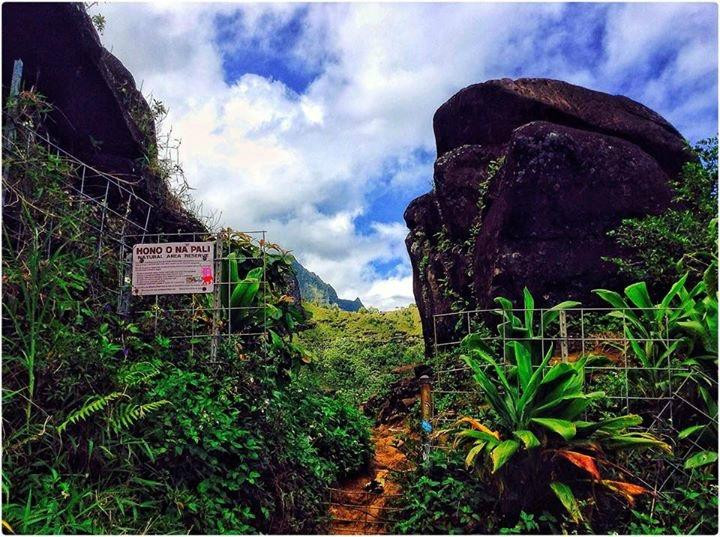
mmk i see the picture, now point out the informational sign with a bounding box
[132,242,214,296]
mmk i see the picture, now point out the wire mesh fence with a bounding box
[427,306,718,496]
[4,112,276,367]
[117,230,272,362]
[6,123,154,245]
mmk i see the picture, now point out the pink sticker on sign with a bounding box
[201,266,214,284]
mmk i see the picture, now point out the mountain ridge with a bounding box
[291,259,364,312]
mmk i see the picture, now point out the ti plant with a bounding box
[593,274,696,398]
[216,232,311,377]
[452,335,671,523]
[472,288,580,364]
[220,251,264,330]
[594,273,718,403]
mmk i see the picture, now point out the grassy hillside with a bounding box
[296,304,423,405]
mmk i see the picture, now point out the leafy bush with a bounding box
[1,93,372,534]
[626,473,718,535]
[450,330,670,523]
[392,449,499,534]
[608,138,717,291]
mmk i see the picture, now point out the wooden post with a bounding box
[419,374,432,463]
[210,237,222,364]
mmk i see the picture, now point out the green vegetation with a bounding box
[2,91,371,534]
[393,280,718,535]
[608,138,717,292]
[2,82,718,536]
[455,327,670,523]
[296,302,423,404]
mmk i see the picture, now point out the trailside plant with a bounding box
[593,275,694,398]
[474,287,580,364]
[1,90,372,534]
[451,334,671,524]
[594,273,718,402]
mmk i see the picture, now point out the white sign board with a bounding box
[132,242,214,296]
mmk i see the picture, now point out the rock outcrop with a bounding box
[405,78,692,352]
[292,260,365,312]
[2,3,201,232]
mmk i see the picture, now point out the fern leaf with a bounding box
[58,392,125,433]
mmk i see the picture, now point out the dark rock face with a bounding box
[434,78,691,178]
[406,78,691,353]
[2,3,202,233]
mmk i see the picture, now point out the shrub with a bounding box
[450,331,671,524]
[607,138,717,291]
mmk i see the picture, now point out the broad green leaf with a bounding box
[513,429,540,449]
[268,329,284,349]
[461,332,493,353]
[228,252,240,283]
[494,296,515,317]
[464,356,513,426]
[523,287,535,333]
[465,442,486,467]
[532,392,592,417]
[511,341,532,391]
[624,281,653,311]
[516,344,554,420]
[684,450,718,469]
[455,428,500,447]
[677,320,708,341]
[593,288,628,310]
[678,425,705,439]
[531,417,576,440]
[594,414,643,433]
[660,273,689,312]
[555,391,605,421]
[491,439,520,473]
[230,279,259,308]
[605,432,672,454]
[245,267,264,280]
[550,481,582,523]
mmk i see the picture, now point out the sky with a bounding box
[98,2,718,310]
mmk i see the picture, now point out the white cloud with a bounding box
[99,3,717,309]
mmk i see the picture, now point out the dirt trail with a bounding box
[328,423,412,535]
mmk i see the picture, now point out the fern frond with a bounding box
[58,392,125,433]
[116,361,161,387]
[110,400,170,432]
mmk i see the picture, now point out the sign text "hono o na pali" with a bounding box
[132,242,214,296]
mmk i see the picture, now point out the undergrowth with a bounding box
[1,91,371,534]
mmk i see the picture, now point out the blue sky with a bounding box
[100,2,717,309]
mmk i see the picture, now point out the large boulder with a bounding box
[433,78,691,177]
[2,3,202,233]
[406,78,691,353]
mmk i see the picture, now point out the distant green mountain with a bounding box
[291,259,364,312]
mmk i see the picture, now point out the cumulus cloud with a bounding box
[99,2,717,309]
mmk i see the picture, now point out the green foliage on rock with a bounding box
[608,138,718,290]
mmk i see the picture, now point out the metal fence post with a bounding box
[559,309,568,362]
[210,237,222,363]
